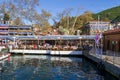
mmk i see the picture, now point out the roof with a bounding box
[9,30,33,32]
[103,28,120,35]
[0,24,9,26]
[9,26,32,29]
[0,26,9,28]
[16,35,96,40]
[0,35,96,41]
[88,21,109,23]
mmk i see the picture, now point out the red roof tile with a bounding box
[103,28,120,35]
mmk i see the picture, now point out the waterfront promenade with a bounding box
[89,48,120,67]
[84,48,120,79]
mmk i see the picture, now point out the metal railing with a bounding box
[105,51,120,66]
[89,48,120,67]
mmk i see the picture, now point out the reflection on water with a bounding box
[0,55,117,80]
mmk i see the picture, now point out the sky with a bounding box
[38,0,120,25]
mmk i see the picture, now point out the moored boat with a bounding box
[0,53,11,60]
[0,45,11,60]
[10,35,94,55]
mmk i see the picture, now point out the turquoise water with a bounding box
[0,55,117,80]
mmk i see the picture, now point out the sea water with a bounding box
[0,55,117,80]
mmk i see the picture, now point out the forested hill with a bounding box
[93,6,120,21]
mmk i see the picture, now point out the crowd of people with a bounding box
[11,40,94,51]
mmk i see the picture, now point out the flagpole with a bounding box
[98,15,100,31]
[98,14,103,60]
[100,33,103,60]
[95,39,97,57]
[95,33,99,57]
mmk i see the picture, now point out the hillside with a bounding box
[93,6,120,21]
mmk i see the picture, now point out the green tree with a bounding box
[13,17,24,26]
[0,0,40,25]
[3,13,10,24]
[52,8,73,29]
[93,6,120,21]
[54,10,94,35]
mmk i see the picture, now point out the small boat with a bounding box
[0,53,11,60]
[0,45,10,60]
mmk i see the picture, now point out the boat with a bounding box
[0,53,11,60]
[10,35,94,55]
[0,45,11,60]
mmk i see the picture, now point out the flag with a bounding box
[99,33,102,39]
[95,33,102,44]
[95,33,99,44]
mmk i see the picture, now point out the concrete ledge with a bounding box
[83,53,120,79]
[10,49,50,54]
[51,50,82,55]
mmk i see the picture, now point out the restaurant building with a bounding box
[103,29,120,52]
[0,24,9,45]
[0,24,9,36]
[103,16,120,52]
[8,25,33,36]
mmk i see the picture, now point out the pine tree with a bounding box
[3,13,10,24]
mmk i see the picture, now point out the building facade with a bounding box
[85,21,110,35]
[103,16,120,52]
[103,29,120,52]
[0,24,9,36]
[0,20,9,24]
[110,16,120,29]
[8,25,33,36]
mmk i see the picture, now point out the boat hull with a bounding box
[10,49,82,55]
[0,53,11,60]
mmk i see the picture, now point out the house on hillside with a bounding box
[8,25,33,36]
[110,16,120,29]
[84,21,110,35]
[0,24,9,45]
[0,24,9,36]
